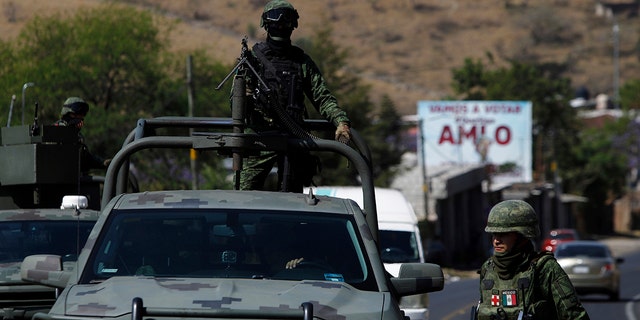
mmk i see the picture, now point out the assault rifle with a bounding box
[215,37,270,95]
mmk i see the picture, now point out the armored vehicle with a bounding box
[21,116,444,319]
[1,99,101,319]
[0,124,103,210]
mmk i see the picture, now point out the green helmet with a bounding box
[485,200,540,239]
[61,97,89,117]
[260,0,299,29]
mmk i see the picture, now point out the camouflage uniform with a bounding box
[476,200,590,320]
[238,0,350,192]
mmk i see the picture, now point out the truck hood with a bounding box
[0,262,22,284]
[60,277,385,318]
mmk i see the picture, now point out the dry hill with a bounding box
[2,0,638,115]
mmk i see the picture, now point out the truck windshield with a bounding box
[0,221,94,263]
[85,209,371,285]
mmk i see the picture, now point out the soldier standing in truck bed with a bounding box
[237,0,352,193]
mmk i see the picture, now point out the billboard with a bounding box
[417,101,532,185]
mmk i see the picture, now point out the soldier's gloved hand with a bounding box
[285,257,305,269]
[335,122,351,144]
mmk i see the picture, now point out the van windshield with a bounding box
[379,230,421,263]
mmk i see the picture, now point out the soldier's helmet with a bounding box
[260,0,299,30]
[485,200,540,239]
[60,97,89,117]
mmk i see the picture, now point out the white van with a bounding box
[307,186,429,320]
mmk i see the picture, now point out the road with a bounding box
[428,237,640,320]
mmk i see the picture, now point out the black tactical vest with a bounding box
[252,42,306,124]
[478,253,554,320]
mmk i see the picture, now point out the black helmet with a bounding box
[260,0,299,30]
[61,97,89,117]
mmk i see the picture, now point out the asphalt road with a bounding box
[428,236,640,320]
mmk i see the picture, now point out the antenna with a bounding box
[6,94,16,127]
[517,278,530,320]
[21,82,35,125]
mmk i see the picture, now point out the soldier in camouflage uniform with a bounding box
[54,97,109,175]
[475,200,590,320]
[238,0,351,192]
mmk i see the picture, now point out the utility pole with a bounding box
[613,20,620,109]
[186,55,198,190]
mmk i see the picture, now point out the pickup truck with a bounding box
[22,117,444,319]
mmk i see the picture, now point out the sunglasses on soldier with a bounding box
[263,8,298,27]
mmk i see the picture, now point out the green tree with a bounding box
[451,57,579,183]
[16,5,168,117]
[566,118,630,233]
[620,79,640,110]
[363,95,405,187]
[450,56,633,234]
[0,8,403,193]
[295,26,403,187]
[0,5,233,191]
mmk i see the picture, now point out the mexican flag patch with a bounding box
[501,290,517,306]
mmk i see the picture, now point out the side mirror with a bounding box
[21,255,71,289]
[390,263,445,297]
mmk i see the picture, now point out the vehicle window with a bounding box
[551,233,576,241]
[555,245,607,258]
[379,230,421,263]
[0,221,94,263]
[84,209,374,288]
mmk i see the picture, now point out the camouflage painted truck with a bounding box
[0,118,101,319]
[21,116,444,320]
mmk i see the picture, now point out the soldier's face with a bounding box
[492,232,518,254]
[68,113,85,129]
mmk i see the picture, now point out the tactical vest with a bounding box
[478,253,554,320]
[251,42,306,125]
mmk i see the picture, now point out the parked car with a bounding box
[542,228,580,252]
[554,240,623,300]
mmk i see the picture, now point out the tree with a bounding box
[363,95,405,187]
[566,118,630,233]
[0,4,233,190]
[295,25,403,187]
[620,79,640,110]
[451,57,579,183]
[450,55,633,234]
[0,8,404,192]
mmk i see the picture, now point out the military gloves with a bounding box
[335,122,351,144]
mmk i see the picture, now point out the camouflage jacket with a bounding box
[241,38,350,132]
[478,252,590,320]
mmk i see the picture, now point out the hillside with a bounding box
[2,0,639,115]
